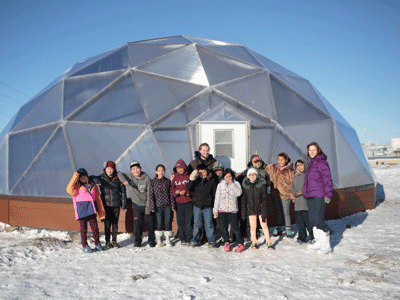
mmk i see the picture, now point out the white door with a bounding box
[199,121,248,173]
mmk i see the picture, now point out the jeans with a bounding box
[155,206,172,231]
[132,203,155,244]
[176,202,193,243]
[295,210,314,241]
[191,206,216,244]
[306,197,330,233]
[219,212,243,245]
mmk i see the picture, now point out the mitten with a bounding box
[189,170,198,181]
[324,197,331,203]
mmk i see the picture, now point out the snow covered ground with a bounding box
[1,164,399,300]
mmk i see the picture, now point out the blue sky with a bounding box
[1,0,399,144]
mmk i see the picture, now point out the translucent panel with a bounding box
[215,144,233,158]
[0,139,7,194]
[249,50,302,78]
[12,82,62,132]
[72,74,147,124]
[158,106,187,127]
[8,125,57,190]
[11,127,72,197]
[270,75,329,125]
[187,92,212,122]
[196,46,261,85]
[215,130,233,143]
[134,71,203,122]
[336,122,373,179]
[250,127,275,164]
[65,122,145,176]
[64,49,115,77]
[137,36,192,44]
[272,74,329,115]
[154,129,191,175]
[185,36,234,45]
[202,45,264,67]
[117,131,165,176]
[283,120,339,186]
[0,114,17,141]
[63,70,124,117]
[314,87,352,128]
[214,72,277,120]
[138,44,209,86]
[128,43,186,67]
[272,130,305,168]
[334,125,375,188]
[71,46,129,77]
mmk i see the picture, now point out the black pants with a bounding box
[295,210,314,242]
[104,206,120,243]
[219,212,243,245]
[176,202,193,243]
[132,203,155,244]
[272,197,284,227]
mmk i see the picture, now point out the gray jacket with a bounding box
[290,158,309,211]
[118,171,151,214]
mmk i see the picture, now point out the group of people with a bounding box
[67,141,334,255]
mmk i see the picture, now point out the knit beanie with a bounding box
[247,168,258,178]
[103,161,116,170]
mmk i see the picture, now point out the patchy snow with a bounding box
[1,165,399,299]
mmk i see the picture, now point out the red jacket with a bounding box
[171,159,192,204]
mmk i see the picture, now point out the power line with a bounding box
[0,92,24,104]
[0,81,31,98]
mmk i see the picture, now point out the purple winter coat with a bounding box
[303,154,333,199]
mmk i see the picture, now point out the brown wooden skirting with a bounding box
[0,185,375,231]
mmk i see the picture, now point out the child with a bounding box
[213,168,244,252]
[91,161,127,249]
[118,161,155,247]
[212,160,225,184]
[66,168,106,253]
[291,159,314,244]
[149,164,173,247]
[265,152,295,237]
[171,159,192,245]
[186,163,217,248]
[241,168,274,250]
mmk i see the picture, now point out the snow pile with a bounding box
[0,164,399,299]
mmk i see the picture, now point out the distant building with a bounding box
[363,138,400,163]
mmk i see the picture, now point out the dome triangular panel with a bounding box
[70,74,147,124]
[137,45,209,86]
[196,45,261,85]
[137,36,192,45]
[214,72,276,120]
[133,71,203,123]
[12,82,62,132]
[11,127,72,197]
[65,122,144,176]
[63,70,125,118]
[128,43,187,67]
[270,75,329,125]
[8,125,58,190]
[202,45,263,67]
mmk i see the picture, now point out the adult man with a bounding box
[189,143,217,173]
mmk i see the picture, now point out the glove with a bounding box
[189,170,198,181]
[324,197,331,203]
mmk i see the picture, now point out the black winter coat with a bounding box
[186,174,216,209]
[91,173,127,209]
[241,177,268,222]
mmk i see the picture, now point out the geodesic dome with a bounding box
[0,35,375,198]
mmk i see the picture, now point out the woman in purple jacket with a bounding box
[303,142,333,254]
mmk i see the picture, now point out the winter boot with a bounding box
[318,230,332,254]
[308,227,322,251]
[272,228,282,237]
[165,231,173,247]
[155,231,164,247]
[82,245,93,253]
